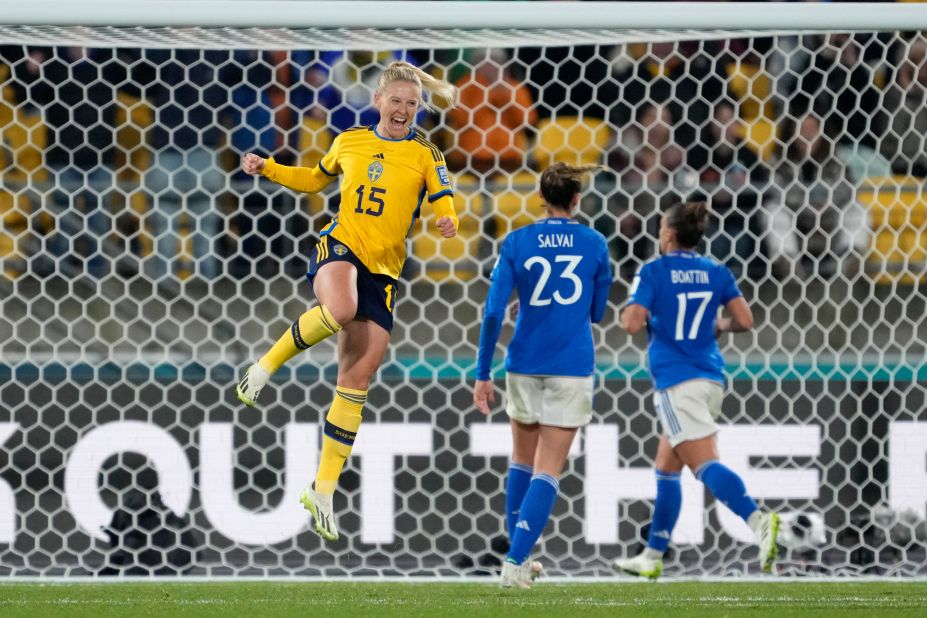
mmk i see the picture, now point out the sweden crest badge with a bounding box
[368,161,384,182]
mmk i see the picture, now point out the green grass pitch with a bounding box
[1,581,925,617]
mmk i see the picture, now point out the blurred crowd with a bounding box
[0,31,924,282]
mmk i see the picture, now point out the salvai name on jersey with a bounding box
[537,233,574,248]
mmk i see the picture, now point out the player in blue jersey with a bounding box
[473,162,613,589]
[615,201,779,579]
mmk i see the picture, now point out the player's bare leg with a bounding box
[237,261,356,407]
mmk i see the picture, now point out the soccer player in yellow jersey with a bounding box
[235,61,459,541]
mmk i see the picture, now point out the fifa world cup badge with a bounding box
[368,161,384,182]
[436,165,450,186]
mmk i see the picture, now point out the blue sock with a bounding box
[506,474,559,564]
[647,470,682,553]
[696,460,758,522]
[505,463,533,541]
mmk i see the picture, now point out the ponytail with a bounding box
[377,61,458,111]
[539,162,601,211]
[665,201,710,248]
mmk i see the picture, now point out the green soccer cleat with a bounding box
[300,487,339,541]
[236,363,271,407]
[613,552,663,580]
[755,511,781,574]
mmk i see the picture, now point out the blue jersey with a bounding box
[628,250,742,390]
[476,217,612,379]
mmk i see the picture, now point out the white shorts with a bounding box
[505,373,594,428]
[654,379,724,447]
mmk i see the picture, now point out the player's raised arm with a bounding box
[242,134,342,194]
[241,152,338,194]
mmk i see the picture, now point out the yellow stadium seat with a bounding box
[114,92,153,182]
[299,117,334,217]
[411,174,482,281]
[725,62,774,121]
[727,62,779,161]
[738,116,779,162]
[859,175,927,284]
[298,116,333,168]
[0,99,47,279]
[534,117,610,169]
[491,172,544,237]
[113,92,155,259]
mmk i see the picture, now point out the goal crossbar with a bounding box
[2,1,926,31]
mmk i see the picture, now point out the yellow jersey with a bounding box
[261,125,458,280]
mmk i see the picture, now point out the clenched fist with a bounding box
[241,153,266,175]
[436,216,457,238]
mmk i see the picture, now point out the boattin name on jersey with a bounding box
[670,269,710,284]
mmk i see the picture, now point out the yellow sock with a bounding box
[314,386,367,495]
[258,305,341,374]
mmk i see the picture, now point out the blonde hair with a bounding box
[540,163,602,211]
[376,61,458,112]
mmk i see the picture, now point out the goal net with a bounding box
[1,2,926,578]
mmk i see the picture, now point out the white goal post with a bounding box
[0,1,925,578]
[3,1,927,30]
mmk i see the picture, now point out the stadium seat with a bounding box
[725,62,778,161]
[859,175,927,284]
[738,116,779,161]
[115,92,154,182]
[725,61,773,121]
[299,117,334,217]
[410,173,482,281]
[491,171,544,237]
[114,92,155,260]
[0,99,47,279]
[534,116,610,169]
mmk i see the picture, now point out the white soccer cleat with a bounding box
[299,487,339,541]
[754,511,781,573]
[236,363,271,407]
[500,559,534,589]
[613,552,663,580]
[529,560,543,581]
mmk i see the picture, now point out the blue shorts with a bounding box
[306,234,398,333]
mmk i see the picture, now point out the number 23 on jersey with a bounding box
[523,255,583,306]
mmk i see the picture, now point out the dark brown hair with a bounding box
[539,162,601,211]
[665,201,710,248]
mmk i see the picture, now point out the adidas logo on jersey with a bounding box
[516,520,531,531]
[373,153,385,159]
